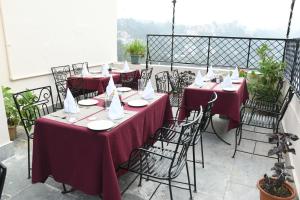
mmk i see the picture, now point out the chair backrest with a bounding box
[51,65,71,103]
[169,107,203,178]
[200,92,218,131]
[72,62,88,75]
[120,71,138,89]
[179,71,196,88]
[13,86,55,137]
[0,162,6,199]
[167,69,181,93]
[155,71,169,93]
[140,67,153,87]
[278,87,294,122]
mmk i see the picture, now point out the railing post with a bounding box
[246,39,252,69]
[290,40,299,83]
[146,35,149,69]
[206,37,211,72]
[282,39,288,63]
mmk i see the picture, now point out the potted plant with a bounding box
[257,132,298,200]
[125,39,146,64]
[248,44,285,101]
[2,86,20,140]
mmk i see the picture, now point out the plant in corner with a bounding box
[248,44,285,101]
[125,39,146,64]
[257,132,299,200]
[2,86,20,140]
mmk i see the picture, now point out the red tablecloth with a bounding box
[32,93,172,200]
[67,70,140,94]
[178,79,249,130]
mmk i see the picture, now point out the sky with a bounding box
[118,0,300,36]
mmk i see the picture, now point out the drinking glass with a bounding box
[138,79,144,94]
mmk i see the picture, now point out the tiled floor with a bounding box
[1,115,277,200]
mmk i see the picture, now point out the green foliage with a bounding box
[125,39,146,57]
[2,86,20,126]
[248,44,285,100]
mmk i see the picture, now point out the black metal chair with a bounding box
[179,71,196,88]
[245,78,284,112]
[119,107,203,200]
[51,65,83,108]
[152,92,217,192]
[0,162,7,199]
[72,62,89,75]
[120,71,138,89]
[140,67,153,87]
[232,86,295,158]
[13,86,55,178]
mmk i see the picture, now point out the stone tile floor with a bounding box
[1,116,277,200]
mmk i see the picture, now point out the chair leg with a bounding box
[238,126,243,145]
[138,174,143,187]
[232,128,238,158]
[27,139,31,179]
[168,179,173,200]
[192,145,197,192]
[200,134,204,169]
[186,161,193,200]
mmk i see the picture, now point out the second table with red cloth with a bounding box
[32,93,172,200]
[178,78,249,130]
[67,70,140,94]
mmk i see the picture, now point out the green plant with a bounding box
[125,39,146,57]
[248,44,285,100]
[2,86,20,126]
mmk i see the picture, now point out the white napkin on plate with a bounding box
[222,74,234,89]
[231,67,239,80]
[81,65,89,76]
[102,64,110,77]
[142,81,155,100]
[123,60,130,72]
[206,66,215,80]
[108,92,124,120]
[194,70,205,87]
[64,89,79,113]
[106,75,116,96]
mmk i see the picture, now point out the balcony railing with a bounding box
[145,34,300,97]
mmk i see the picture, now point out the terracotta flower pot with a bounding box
[257,178,297,200]
[8,126,17,141]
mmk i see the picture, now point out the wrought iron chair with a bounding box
[232,86,295,158]
[51,65,83,108]
[0,162,6,199]
[119,107,203,200]
[13,86,55,178]
[179,71,196,88]
[152,92,217,192]
[120,71,138,89]
[140,67,153,87]
[245,78,284,112]
[72,62,89,75]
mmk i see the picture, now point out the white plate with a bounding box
[117,87,132,92]
[232,79,241,83]
[78,99,98,106]
[222,87,236,92]
[127,99,148,107]
[87,120,114,131]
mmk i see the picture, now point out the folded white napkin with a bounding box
[206,66,215,80]
[194,70,205,87]
[108,92,124,120]
[222,74,234,88]
[106,75,116,96]
[123,60,130,72]
[231,67,239,80]
[81,65,89,76]
[102,64,110,77]
[142,81,155,100]
[64,89,79,113]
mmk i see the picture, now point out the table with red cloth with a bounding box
[178,78,249,131]
[32,92,172,200]
[67,70,140,95]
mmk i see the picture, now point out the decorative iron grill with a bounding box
[291,40,300,97]
[146,34,286,69]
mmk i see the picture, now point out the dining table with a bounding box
[178,78,249,143]
[67,69,140,95]
[32,90,172,200]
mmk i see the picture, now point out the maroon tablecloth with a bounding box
[32,93,172,200]
[67,70,140,94]
[178,79,249,130]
